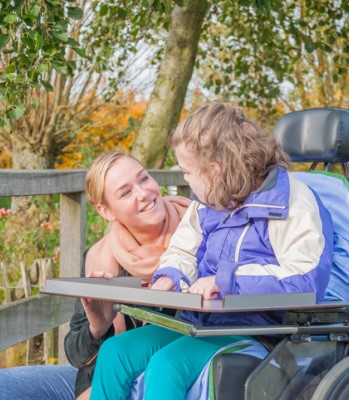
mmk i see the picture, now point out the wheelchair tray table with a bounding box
[42,277,349,337]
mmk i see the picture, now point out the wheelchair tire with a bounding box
[310,356,349,400]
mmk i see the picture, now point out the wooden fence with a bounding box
[0,168,189,363]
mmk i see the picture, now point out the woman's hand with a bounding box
[151,276,175,291]
[81,270,117,340]
[189,276,219,300]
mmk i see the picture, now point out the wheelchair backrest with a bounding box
[273,107,349,301]
[273,107,349,166]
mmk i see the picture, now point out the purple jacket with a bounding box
[153,167,333,327]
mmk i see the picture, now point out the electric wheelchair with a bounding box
[44,107,349,400]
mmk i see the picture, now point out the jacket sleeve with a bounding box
[152,201,204,291]
[216,175,333,301]
[64,298,115,368]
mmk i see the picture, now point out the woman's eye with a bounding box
[141,175,149,183]
[120,189,131,198]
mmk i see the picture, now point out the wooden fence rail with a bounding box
[0,168,189,362]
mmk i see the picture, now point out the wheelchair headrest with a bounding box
[273,107,349,163]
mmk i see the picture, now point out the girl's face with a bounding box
[97,157,166,231]
[175,143,216,204]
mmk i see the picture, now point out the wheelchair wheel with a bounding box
[310,356,349,400]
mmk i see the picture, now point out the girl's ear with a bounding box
[96,203,115,222]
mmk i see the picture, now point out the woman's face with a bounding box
[98,157,166,231]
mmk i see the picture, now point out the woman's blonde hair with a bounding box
[85,151,140,207]
[170,103,290,209]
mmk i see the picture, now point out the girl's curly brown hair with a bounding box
[170,103,290,210]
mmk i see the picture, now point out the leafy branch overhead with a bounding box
[0,0,177,170]
[0,0,84,131]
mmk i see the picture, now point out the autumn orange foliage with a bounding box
[56,91,147,168]
[0,147,12,168]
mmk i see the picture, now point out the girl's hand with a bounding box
[189,276,219,300]
[151,276,175,291]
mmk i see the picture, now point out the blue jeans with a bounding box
[90,324,250,400]
[0,365,77,400]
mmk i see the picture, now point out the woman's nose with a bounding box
[135,185,147,199]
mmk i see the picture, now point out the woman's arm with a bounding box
[64,297,115,368]
[64,248,117,368]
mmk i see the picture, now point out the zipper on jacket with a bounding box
[235,223,250,262]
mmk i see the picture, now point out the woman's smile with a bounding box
[140,199,156,212]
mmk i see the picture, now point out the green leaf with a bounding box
[31,81,41,90]
[9,104,25,120]
[4,72,16,81]
[52,62,68,75]
[118,8,127,19]
[37,63,49,73]
[34,31,44,49]
[4,14,17,24]
[67,38,79,47]
[304,39,317,53]
[52,31,69,42]
[0,118,12,132]
[73,47,88,58]
[41,80,53,91]
[323,44,332,53]
[99,4,108,16]
[5,65,15,73]
[0,34,9,50]
[54,20,68,31]
[22,36,35,49]
[67,7,83,20]
[28,4,41,17]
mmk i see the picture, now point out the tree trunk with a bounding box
[131,0,208,168]
[12,146,53,170]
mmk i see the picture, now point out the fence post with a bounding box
[39,259,58,364]
[58,191,86,363]
[0,262,11,303]
[19,261,35,365]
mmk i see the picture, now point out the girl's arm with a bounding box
[152,201,204,291]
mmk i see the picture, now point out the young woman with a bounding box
[90,103,334,399]
[0,152,190,400]
[65,151,189,400]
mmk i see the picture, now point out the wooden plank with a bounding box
[0,295,75,352]
[0,169,86,196]
[0,169,189,197]
[148,169,187,186]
